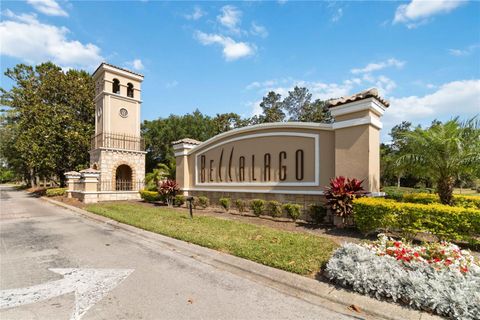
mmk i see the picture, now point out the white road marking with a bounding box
[0,268,134,320]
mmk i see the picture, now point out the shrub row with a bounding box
[353,197,480,243]
[386,191,480,209]
[140,192,327,223]
[219,198,324,222]
[45,187,67,197]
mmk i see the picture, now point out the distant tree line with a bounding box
[142,86,333,173]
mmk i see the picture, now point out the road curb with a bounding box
[41,197,439,320]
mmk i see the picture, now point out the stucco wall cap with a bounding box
[65,171,80,175]
[79,168,100,174]
[172,138,202,145]
[327,88,389,108]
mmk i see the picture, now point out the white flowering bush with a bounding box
[326,236,480,319]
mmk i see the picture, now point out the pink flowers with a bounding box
[364,234,478,274]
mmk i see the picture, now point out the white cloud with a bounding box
[217,5,242,33]
[194,31,255,61]
[250,22,268,38]
[448,44,480,56]
[27,0,68,17]
[331,8,343,22]
[165,80,178,89]
[185,6,205,21]
[0,10,103,69]
[351,58,405,74]
[382,79,480,139]
[394,0,466,27]
[126,59,144,71]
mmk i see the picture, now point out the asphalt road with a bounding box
[0,186,359,320]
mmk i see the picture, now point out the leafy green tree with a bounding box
[258,91,285,123]
[279,86,331,122]
[0,63,94,186]
[398,117,480,204]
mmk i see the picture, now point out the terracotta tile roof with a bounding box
[93,62,144,78]
[172,138,202,145]
[326,88,389,108]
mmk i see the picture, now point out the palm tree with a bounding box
[398,117,480,205]
[145,162,175,190]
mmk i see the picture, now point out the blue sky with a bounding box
[1,0,479,141]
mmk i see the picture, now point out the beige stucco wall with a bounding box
[179,126,335,194]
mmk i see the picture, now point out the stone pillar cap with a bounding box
[80,168,100,174]
[65,171,81,176]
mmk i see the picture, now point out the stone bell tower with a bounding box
[90,63,146,192]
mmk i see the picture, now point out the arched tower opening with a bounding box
[115,164,132,190]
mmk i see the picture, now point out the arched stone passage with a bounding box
[115,164,132,190]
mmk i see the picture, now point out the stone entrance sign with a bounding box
[174,89,388,206]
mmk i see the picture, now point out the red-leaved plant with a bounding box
[325,176,365,226]
[158,179,179,206]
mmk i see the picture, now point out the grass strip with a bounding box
[86,202,337,276]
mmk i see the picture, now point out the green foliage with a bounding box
[45,187,67,197]
[174,195,185,206]
[86,202,338,275]
[266,200,283,217]
[234,199,247,212]
[309,204,327,224]
[1,63,95,187]
[141,110,247,172]
[197,196,209,209]
[353,197,480,244]
[219,197,231,211]
[250,199,265,216]
[140,190,162,202]
[396,192,480,209]
[283,203,302,221]
[145,163,175,191]
[0,167,15,183]
[396,117,480,205]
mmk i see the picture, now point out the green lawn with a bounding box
[86,203,338,276]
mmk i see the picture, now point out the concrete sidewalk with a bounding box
[42,196,440,320]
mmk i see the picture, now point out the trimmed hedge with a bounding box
[45,187,67,197]
[140,190,162,202]
[389,192,480,209]
[354,197,480,243]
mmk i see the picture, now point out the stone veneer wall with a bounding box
[90,148,145,185]
[186,190,327,222]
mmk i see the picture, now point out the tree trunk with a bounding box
[437,176,455,205]
[397,176,401,188]
[29,168,36,188]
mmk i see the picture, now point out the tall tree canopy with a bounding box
[0,62,94,186]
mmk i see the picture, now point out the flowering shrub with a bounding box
[158,180,179,206]
[326,238,480,319]
[365,234,477,273]
[325,176,365,225]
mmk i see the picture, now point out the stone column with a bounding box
[65,171,81,198]
[79,168,101,203]
[329,89,388,193]
[172,139,201,195]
